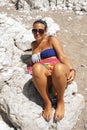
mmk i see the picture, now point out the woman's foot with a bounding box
[42,103,52,121]
[54,99,65,121]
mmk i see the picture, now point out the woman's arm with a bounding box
[50,36,76,83]
[50,36,73,69]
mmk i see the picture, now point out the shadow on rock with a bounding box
[21,54,44,107]
[23,79,44,107]
[21,54,32,67]
[0,110,17,130]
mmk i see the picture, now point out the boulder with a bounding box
[0,72,85,130]
[0,121,14,130]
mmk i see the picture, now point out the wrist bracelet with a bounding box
[70,68,76,72]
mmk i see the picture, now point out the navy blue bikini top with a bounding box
[40,48,57,58]
[31,48,57,63]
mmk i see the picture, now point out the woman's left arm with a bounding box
[50,36,76,83]
[50,36,72,67]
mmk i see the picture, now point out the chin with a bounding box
[35,36,42,40]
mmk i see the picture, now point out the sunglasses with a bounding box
[32,29,45,34]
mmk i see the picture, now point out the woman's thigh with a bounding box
[32,63,52,77]
[52,63,70,79]
[32,63,53,88]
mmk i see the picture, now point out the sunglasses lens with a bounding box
[32,29,44,34]
[38,29,44,34]
[32,29,37,34]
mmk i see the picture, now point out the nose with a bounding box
[36,30,40,35]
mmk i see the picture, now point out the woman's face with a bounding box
[32,23,46,41]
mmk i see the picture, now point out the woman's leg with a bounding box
[52,63,69,121]
[32,63,52,121]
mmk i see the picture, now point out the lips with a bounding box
[35,34,41,39]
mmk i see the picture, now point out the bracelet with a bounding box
[70,68,76,72]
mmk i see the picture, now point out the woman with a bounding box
[29,19,76,121]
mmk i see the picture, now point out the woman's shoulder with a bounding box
[48,35,59,43]
[31,41,36,50]
[48,35,62,48]
[31,40,36,45]
[31,40,37,46]
[48,35,58,41]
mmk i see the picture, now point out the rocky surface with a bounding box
[8,0,87,15]
[0,0,87,130]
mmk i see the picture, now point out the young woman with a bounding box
[29,19,76,121]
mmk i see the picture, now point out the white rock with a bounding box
[0,121,14,130]
[68,16,72,21]
[74,5,81,11]
[82,5,87,11]
[85,88,87,91]
[50,4,57,11]
[64,81,77,97]
[57,5,63,10]
[84,123,87,130]
[0,77,85,130]
[0,64,3,70]
[0,14,33,51]
[67,3,73,8]
[0,68,13,80]
[63,6,67,10]
[29,0,49,9]
[43,17,60,36]
[75,11,83,15]
[68,7,73,10]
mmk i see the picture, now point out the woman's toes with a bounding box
[42,104,52,121]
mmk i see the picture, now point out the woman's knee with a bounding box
[32,63,42,75]
[52,63,66,76]
[32,63,50,77]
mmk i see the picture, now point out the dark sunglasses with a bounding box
[32,29,45,34]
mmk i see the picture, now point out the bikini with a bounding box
[28,48,60,74]
[32,48,57,63]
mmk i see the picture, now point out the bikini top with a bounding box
[32,48,57,63]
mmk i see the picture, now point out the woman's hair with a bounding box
[33,19,48,30]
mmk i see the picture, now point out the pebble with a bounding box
[68,16,72,21]
[85,88,87,91]
[81,64,86,67]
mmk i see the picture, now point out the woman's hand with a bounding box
[67,69,76,84]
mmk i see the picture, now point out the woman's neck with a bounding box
[36,36,47,45]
